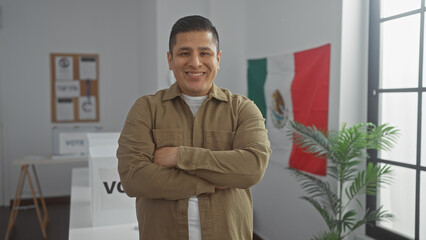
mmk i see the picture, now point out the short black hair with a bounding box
[169,15,219,55]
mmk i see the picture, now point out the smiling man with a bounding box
[117,15,271,240]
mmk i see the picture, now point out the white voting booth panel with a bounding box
[87,133,137,227]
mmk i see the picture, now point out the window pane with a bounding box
[381,15,420,89]
[377,165,415,239]
[379,93,417,164]
[423,93,426,167]
[421,171,426,240]
[381,0,421,18]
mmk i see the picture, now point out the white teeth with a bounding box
[187,72,203,76]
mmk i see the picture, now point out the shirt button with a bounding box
[184,160,191,166]
[178,210,186,216]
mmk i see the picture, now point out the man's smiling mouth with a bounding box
[186,72,205,76]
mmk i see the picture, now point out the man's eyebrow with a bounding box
[176,47,214,52]
[176,47,191,52]
[198,47,214,51]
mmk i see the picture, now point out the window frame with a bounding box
[367,0,426,239]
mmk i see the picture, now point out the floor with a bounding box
[0,201,70,240]
[0,199,263,240]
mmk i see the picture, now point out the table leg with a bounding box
[4,164,50,240]
[4,165,27,240]
[31,165,49,224]
[25,166,47,239]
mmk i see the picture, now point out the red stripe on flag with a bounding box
[289,44,330,176]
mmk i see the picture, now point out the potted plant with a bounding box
[287,121,399,240]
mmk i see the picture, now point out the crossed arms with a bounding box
[117,97,271,200]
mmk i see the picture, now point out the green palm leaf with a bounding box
[340,210,356,232]
[342,206,393,239]
[301,196,336,230]
[345,162,392,206]
[311,231,340,240]
[287,121,331,159]
[289,168,339,215]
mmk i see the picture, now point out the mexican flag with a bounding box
[247,44,330,176]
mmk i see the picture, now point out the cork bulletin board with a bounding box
[50,53,99,123]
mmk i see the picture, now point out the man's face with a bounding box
[167,31,221,96]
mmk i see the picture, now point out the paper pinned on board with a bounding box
[79,96,97,120]
[55,56,74,80]
[56,98,74,121]
[55,81,80,98]
[79,56,97,80]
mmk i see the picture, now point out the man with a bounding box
[117,15,271,240]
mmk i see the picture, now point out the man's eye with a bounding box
[179,52,189,56]
[201,52,211,56]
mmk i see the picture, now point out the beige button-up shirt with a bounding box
[117,83,271,240]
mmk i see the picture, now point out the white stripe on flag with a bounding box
[264,53,294,165]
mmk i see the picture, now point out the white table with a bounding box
[69,168,138,240]
[5,155,88,240]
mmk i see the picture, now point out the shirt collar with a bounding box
[162,82,228,102]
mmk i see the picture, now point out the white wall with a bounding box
[139,0,158,97]
[340,0,370,239]
[245,0,343,239]
[340,0,369,126]
[0,0,157,204]
[0,2,4,204]
[0,12,4,204]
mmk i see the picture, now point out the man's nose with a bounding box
[189,55,202,67]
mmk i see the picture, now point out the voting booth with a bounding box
[87,132,137,227]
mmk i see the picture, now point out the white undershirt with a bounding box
[181,93,207,240]
[182,93,207,116]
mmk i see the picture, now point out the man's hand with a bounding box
[153,147,178,168]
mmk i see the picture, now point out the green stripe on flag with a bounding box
[247,58,267,118]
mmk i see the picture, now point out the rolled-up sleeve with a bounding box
[176,99,271,189]
[117,98,215,200]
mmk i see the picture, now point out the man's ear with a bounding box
[217,50,222,70]
[167,51,173,70]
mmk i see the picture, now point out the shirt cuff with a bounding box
[177,145,197,170]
